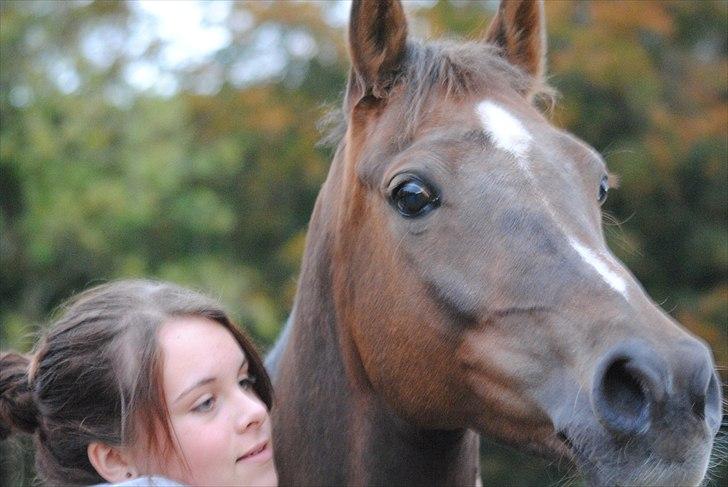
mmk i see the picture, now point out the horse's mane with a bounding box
[319,39,555,148]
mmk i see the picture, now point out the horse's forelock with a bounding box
[319,39,556,149]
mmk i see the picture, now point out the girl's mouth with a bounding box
[237,441,271,462]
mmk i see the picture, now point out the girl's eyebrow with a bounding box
[173,358,248,405]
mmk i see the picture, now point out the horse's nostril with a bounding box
[678,341,722,431]
[591,341,668,438]
[596,358,651,435]
[691,395,705,420]
[603,359,647,419]
[703,371,722,432]
[592,340,721,444]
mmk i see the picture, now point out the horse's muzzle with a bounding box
[591,338,721,443]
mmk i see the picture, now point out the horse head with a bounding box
[316,0,722,485]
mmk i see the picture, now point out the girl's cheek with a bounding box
[175,417,224,458]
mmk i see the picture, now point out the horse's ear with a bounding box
[347,0,408,107]
[485,0,546,81]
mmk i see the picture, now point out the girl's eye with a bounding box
[193,396,215,413]
[239,375,257,391]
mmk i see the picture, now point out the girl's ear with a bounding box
[87,442,138,483]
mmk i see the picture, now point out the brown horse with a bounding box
[266,1,722,485]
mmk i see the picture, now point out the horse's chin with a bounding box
[551,428,714,487]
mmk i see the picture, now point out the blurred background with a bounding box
[0,0,725,485]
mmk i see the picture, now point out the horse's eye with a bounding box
[598,175,609,204]
[392,179,440,218]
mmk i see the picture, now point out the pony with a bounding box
[266,1,722,485]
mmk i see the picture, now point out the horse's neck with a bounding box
[347,405,481,486]
[272,168,480,486]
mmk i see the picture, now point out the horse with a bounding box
[265,1,723,485]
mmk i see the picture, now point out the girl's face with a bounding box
[148,315,277,486]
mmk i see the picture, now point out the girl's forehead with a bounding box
[159,316,246,370]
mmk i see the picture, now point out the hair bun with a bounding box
[0,352,40,439]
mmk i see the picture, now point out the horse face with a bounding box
[334,1,722,485]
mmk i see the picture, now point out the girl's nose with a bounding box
[235,390,268,433]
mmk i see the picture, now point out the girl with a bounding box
[0,280,278,486]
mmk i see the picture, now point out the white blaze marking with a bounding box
[474,99,630,300]
[569,239,628,294]
[476,100,532,159]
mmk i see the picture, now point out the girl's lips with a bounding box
[236,441,272,463]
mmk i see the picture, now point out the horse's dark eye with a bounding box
[392,179,439,217]
[598,175,609,204]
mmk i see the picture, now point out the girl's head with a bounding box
[0,279,277,486]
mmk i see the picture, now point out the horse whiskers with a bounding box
[601,205,641,258]
[571,383,583,416]
[603,224,642,257]
[392,231,408,257]
[549,466,579,487]
[542,440,579,487]
[707,431,728,476]
[601,212,624,230]
[601,146,638,163]
[617,434,636,466]
[540,430,579,485]
[561,459,581,487]
[602,211,635,227]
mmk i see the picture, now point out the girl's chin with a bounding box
[234,463,278,487]
[254,464,278,487]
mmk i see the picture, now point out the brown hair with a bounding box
[0,279,273,486]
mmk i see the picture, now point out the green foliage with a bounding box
[0,1,725,485]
